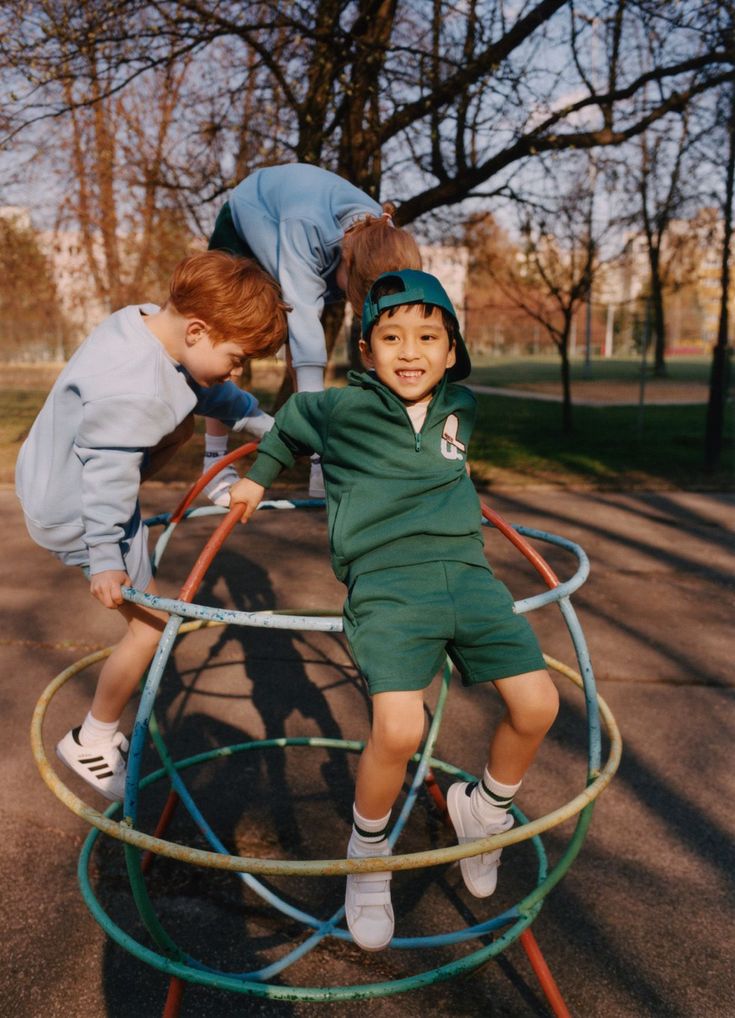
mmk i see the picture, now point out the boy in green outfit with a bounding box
[230,269,559,951]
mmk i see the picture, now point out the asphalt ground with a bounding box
[1,483,733,1018]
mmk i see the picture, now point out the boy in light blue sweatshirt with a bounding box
[17,251,288,801]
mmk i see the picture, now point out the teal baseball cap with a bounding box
[361,269,471,381]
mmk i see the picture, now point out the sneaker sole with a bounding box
[346,917,394,952]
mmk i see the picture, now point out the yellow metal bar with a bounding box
[31,643,621,878]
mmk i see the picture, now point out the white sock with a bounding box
[295,365,325,393]
[79,712,119,746]
[351,804,391,852]
[471,768,521,824]
[203,433,228,473]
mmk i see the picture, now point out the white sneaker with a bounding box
[202,464,239,507]
[345,833,394,951]
[308,457,325,499]
[56,727,129,802]
[446,781,514,897]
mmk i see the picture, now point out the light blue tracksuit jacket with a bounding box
[227,163,382,368]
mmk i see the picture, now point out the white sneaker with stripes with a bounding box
[56,727,129,802]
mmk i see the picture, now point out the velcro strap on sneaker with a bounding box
[353,887,392,907]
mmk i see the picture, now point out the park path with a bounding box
[0,485,733,1017]
[469,381,710,407]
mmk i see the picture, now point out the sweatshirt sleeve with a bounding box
[276,218,329,367]
[190,379,260,424]
[246,389,331,488]
[75,394,177,574]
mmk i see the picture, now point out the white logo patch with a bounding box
[440,413,465,460]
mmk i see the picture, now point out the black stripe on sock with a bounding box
[481,778,514,806]
[353,822,388,841]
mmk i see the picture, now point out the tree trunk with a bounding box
[560,328,573,433]
[705,82,735,471]
[649,246,668,376]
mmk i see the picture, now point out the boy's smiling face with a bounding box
[359,304,456,406]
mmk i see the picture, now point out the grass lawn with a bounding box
[470,393,733,489]
[2,357,732,491]
[468,354,714,387]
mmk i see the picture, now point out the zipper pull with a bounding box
[415,432,421,452]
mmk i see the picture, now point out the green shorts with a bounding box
[208,202,258,261]
[343,561,545,696]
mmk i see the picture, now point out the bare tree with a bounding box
[471,156,609,431]
[705,79,735,471]
[628,115,696,376]
[52,38,199,312]
[2,1,732,226]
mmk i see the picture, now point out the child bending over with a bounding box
[229,269,558,951]
[17,251,288,801]
[202,162,421,502]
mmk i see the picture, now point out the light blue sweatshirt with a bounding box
[227,164,382,368]
[16,304,263,575]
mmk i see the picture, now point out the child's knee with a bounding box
[534,678,560,733]
[126,608,168,651]
[131,626,165,659]
[371,706,424,760]
[504,672,559,737]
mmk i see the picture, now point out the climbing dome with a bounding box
[32,444,621,1016]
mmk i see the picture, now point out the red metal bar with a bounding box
[170,440,259,523]
[162,976,184,1018]
[178,502,244,604]
[481,506,572,1014]
[141,790,181,874]
[143,466,253,871]
[519,929,572,1018]
[481,503,560,589]
[423,766,450,826]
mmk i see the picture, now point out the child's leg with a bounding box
[488,668,559,783]
[88,579,169,723]
[447,668,558,898]
[346,690,426,951]
[57,579,168,801]
[202,419,239,506]
[355,689,426,820]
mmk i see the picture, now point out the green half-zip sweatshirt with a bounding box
[246,371,488,585]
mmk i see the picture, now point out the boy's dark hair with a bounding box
[168,251,289,357]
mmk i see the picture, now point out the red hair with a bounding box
[168,251,289,357]
[344,202,422,315]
